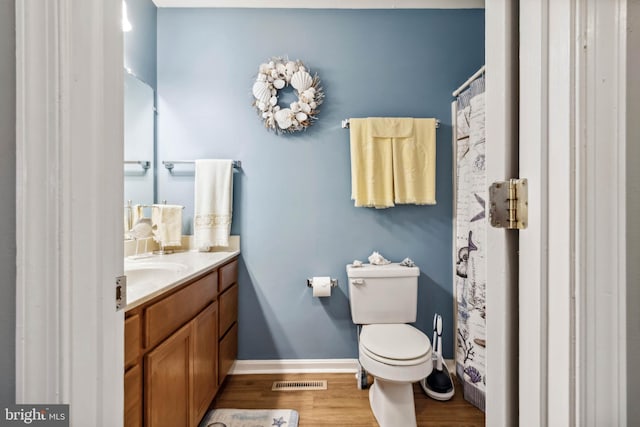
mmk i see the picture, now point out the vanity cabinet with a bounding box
[124,257,238,427]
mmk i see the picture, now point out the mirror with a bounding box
[124,71,155,230]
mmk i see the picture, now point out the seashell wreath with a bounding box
[252,57,324,134]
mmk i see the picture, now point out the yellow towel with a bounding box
[151,204,183,247]
[368,117,414,138]
[132,204,144,226]
[350,118,394,208]
[349,118,436,208]
[392,118,436,205]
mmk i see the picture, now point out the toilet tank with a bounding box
[346,263,420,324]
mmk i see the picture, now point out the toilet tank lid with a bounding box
[346,262,420,278]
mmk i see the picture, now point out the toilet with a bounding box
[346,262,432,427]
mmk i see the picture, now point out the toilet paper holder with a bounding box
[307,278,339,288]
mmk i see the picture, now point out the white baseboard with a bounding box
[229,359,360,375]
[229,358,457,376]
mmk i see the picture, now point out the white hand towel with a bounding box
[194,159,234,250]
[151,204,183,247]
[132,204,144,227]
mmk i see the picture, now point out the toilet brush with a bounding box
[421,314,455,400]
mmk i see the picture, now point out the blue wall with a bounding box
[124,0,157,89]
[157,8,484,359]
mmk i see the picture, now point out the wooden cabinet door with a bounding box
[145,322,192,427]
[192,302,218,426]
[124,364,142,427]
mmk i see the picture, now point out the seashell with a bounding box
[257,101,267,111]
[309,101,317,109]
[286,61,297,75]
[302,89,315,100]
[273,79,285,90]
[268,61,275,68]
[252,81,271,104]
[295,112,308,122]
[256,73,267,82]
[290,102,300,113]
[276,63,286,74]
[307,87,316,94]
[299,66,306,72]
[273,105,280,112]
[275,108,293,129]
[290,71,312,92]
[300,102,311,113]
[262,112,269,118]
[269,96,278,106]
[271,89,277,95]
[259,63,270,74]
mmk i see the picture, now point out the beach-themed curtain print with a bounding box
[453,74,486,412]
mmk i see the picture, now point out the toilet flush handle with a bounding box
[351,279,365,286]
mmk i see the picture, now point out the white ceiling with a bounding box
[151,0,484,9]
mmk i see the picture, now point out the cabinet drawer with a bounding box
[124,364,142,427]
[219,259,238,293]
[218,284,238,338]
[125,314,141,369]
[145,272,217,349]
[218,323,237,386]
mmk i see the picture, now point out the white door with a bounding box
[15,1,124,425]
[483,1,519,426]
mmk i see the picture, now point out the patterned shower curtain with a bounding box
[454,74,486,412]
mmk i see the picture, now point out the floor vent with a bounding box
[271,380,327,391]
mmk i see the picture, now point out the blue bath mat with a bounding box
[199,409,299,427]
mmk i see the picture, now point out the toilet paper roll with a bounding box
[312,276,332,297]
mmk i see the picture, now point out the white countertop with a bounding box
[124,250,240,311]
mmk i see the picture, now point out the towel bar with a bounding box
[125,202,185,209]
[163,160,241,172]
[124,160,151,170]
[341,119,440,129]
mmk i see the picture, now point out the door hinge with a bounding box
[116,275,127,311]
[489,178,528,230]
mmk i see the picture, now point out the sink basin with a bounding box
[125,261,189,284]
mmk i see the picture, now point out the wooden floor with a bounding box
[210,373,485,427]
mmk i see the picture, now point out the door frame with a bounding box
[15,0,629,424]
[519,0,628,425]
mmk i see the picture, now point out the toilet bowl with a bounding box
[346,262,430,427]
[358,324,432,427]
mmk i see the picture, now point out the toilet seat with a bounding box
[360,324,432,366]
